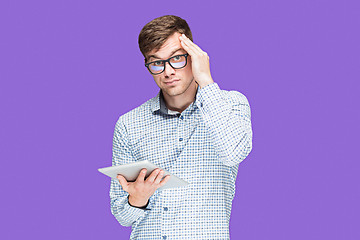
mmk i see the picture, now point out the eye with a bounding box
[154,61,163,66]
[173,55,181,61]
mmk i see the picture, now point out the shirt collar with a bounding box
[150,84,200,115]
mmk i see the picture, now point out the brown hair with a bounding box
[138,15,193,62]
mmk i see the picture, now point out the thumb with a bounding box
[117,175,129,192]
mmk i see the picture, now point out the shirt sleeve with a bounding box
[109,118,152,227]
[195,82,253,167]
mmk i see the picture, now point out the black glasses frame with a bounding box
[145,53,189,75]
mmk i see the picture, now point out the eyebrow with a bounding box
[147,48,185,61]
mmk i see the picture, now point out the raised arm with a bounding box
[196,83,253,167]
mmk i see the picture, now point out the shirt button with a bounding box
[163,236,167,239]
[180,116,184,120]
[200,103,203,107]
[164,207,168,211]
[179,138,183,141]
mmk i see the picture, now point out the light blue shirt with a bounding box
[110,82,253,239]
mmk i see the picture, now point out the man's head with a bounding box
[138,15,193,62]
[138,15,197,99]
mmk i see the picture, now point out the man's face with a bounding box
[145,32,196,98]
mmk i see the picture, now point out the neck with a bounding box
[163,81,198,114]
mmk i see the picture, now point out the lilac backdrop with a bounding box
[1,0,359,239]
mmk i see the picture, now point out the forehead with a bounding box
[147,32,185,59]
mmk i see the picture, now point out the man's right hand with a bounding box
[117,168,170,208]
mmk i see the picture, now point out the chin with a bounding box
[164,88,185,97]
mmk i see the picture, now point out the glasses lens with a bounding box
[170,55,186,68]
[149,61,164,74]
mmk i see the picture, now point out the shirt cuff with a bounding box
[121,199,146,220]
[127,195,151,210]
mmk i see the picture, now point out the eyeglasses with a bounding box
[145,53,189,75]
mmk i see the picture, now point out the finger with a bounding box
[159,175,171,187]
[185,38,204,54]
[146,168,160,183]
[179,34,199,53]
[180,34,205,54]
[180,39,197,57]
[181,39,208,60]
[117,175,129,192]
[136,168,147,183]
[180,37,199,54]
[154,170,164,184]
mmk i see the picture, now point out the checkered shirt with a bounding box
[110,82,253,239]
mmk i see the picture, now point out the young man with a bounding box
[110,15,253,239]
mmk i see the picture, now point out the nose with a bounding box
[163,61,175,77]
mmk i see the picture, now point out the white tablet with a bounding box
[98,160,189,190]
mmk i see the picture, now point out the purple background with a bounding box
[1,0,359,239]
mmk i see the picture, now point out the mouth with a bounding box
[164,79,180,85]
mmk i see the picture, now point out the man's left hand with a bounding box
[179,34,214,89]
